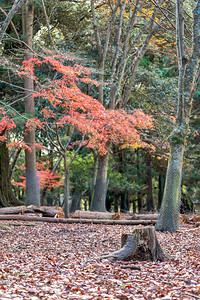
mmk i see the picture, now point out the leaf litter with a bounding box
[0,221,199,299]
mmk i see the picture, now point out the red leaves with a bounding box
[20,55,153,154]
[13,161,64,190]
[0,113,16,140]
[0,54,153,155]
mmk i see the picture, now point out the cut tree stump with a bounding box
[101,226,169,262]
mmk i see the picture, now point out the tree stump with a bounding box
[101,226,169,262]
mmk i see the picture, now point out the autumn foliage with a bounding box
[18,54,153,155]
[0,54,153,193]
[13,161,63,190]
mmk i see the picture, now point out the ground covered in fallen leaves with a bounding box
[0,221,200,299]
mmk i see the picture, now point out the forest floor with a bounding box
[0,221,199,300]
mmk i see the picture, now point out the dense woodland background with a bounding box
[0,0,199,226]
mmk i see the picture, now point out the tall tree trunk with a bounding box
[137,150,142,212]
[156,0,200,231]
[114,195,119,213]
[0,142,20,207]
[70,193,81,213]
[145,156,154,211]
[23,0,40,206]
[155,143,184,231]
[120,192,129,213]
[90,151,109,212]
[63,155,70,218]
[137,191,142,213]
[158,173,165,209]
[89,151,99,206]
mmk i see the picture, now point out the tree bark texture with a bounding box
[63,156,70,217]
[70,194,81,213]
[158,173,165,209]
[0,143,20,207]
[0,205,65,218]
[90,150,109,212]
[156,0,200,231]
[0,215,157,225]
[0,0,27,43]
[23,0,40,207]
[156,144,184,231]
[101,226,169,261]
[120,192,129,213]
[145,156,154,211]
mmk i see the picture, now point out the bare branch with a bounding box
[121,0,166,107]
[110,0,126,84]
[68,135,89,169]
[91,0,102,55]
[184,0,200,121]
[41,0,57,51]
[49,126,76,174]
[0,0,27,43]
[9,148,22,180]
[102,0,121,63]
[55,124,65,152]
[0,6,21,42]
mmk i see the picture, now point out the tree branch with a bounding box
[0,0,27,43]
[41,0,57,51]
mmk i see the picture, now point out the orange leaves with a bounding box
[0,116,16,135]
[19,55,153,154]
[13,161,64,190]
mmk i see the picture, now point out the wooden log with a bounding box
[0,215,157,225]
[71,210,115,219]
[127,214,158,220]
[101,226,169,261]
[0,206,26,214]
[0,206,65,218]
[29,206,65,218]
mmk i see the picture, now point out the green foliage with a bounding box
[68,152,94,193]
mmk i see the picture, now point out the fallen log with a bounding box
[28,206,65,218]
[0,206,26,215]
[0,215,157,225]
[0,206,65,218]
[71,210,115,219]
[127,214,158,220]
[101,226,169,261]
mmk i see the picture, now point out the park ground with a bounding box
[0,221,199,299]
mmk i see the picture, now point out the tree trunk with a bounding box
[0,143,20,207]
[70,194,81,213]
[23,0,40,207]
[145,156,154,211]
[137,191,142,213]
[63,155,70,218]
[158,173,165,209]
[101,226,169,261]
[90,151,109,212]
[120,192,129,213]
[89,151,99,206]
[155,143,184,232]
[156,1,200,231]
[114,195,119,213]
[137,150,142,212]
